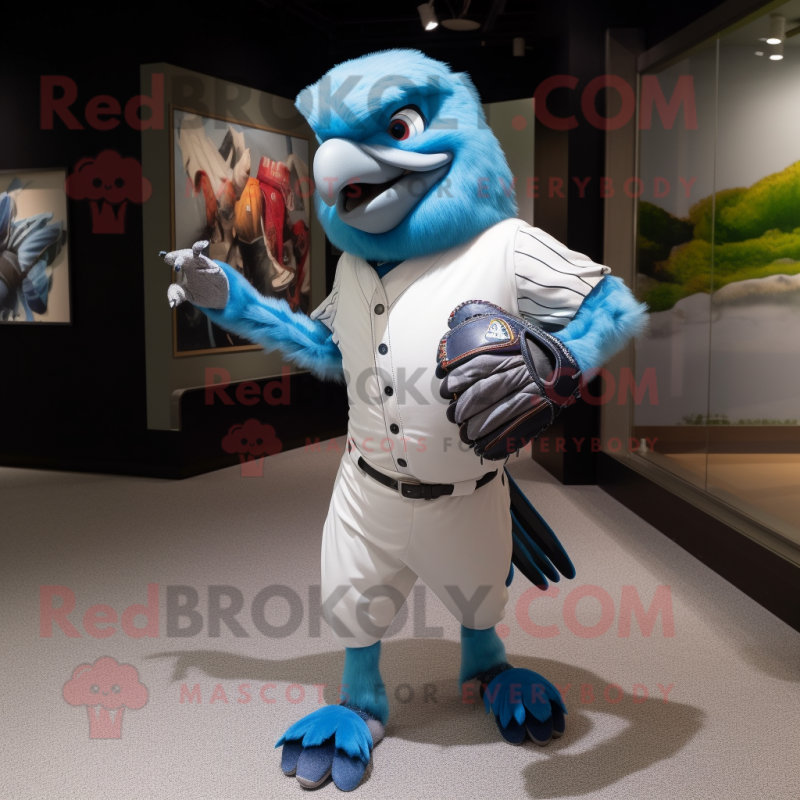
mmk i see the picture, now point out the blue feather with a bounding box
[200,261,344,383]
[0,194,12,245]
[483,668,566,725]
[10,214,64,271]
[459,625,507,687]
[22,260,51,313]
[510,527,550,588]
[555,276,648,373]
[296,49,517,262]
[341,641,389,724]
[275,705,373,763]
[17,287,34,322]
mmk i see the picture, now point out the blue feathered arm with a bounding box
[554,276,647,373]
[200,261,344,383]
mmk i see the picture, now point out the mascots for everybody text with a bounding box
[161,50,646,791]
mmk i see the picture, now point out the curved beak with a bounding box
[313,138,452,207]
[312,138,452,234]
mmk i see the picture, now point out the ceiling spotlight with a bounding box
[418,1,439,31]
[441,0,479,30]
[769,41,784,60]
[755,50,764,56]
[513,37,526,57]
[767,14,785,44]
[442,18,480,30]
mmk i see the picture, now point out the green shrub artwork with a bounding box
[637,161,800,311]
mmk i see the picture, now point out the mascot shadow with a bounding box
[150,639,703,797]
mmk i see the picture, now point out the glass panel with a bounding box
[632,44,718,489]
[708,8,800,544]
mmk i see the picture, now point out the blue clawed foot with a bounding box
[276,705,382,791]
[482,668,567,746]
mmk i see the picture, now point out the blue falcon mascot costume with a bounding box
[161,50,646,791]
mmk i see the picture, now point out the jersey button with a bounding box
[397,458,407,468]
[374,303,385,315]
[390,423,399,434]
[384,386,394,396]
[378,344,388,355]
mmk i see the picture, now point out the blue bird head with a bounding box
[295,49,518,263]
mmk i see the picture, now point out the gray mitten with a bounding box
[160,240,230,310]
[441,354,535,442]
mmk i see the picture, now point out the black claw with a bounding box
[551,702,566,737]
[496,715,527,745]
[525,713,554,746]
[280,741,303,776]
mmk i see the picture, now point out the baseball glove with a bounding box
[436,300,582,460]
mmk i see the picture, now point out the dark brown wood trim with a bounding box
[633,425,800,454]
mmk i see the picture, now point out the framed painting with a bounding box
[169,106,312,356]
[0,168,70,324]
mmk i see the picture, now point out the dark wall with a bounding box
[528,2,611,484]
[0,0,729,478]
[0,62,159,473]
[1,3,345,478]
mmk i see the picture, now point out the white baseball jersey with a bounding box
[311,218,610,647]
[311,218,609,486]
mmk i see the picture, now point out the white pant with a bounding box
[321,452,512,648]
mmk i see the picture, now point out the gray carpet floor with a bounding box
[2,440,799,799]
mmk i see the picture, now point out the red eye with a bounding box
[389,119,410,140]
[388,107,426,141]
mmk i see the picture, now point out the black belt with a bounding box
[357,456,497,500]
